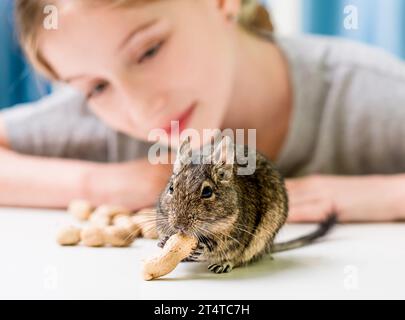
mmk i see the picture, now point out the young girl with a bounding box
[1,0,405,222]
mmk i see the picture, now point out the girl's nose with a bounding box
[148,95,168,117]
[116,76,167,117]
[120,89,167,119]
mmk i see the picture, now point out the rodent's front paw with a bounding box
[181,242,206,262]
[157,235,170,248]
[208,262,234,274]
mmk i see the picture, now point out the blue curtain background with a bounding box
[0,1,51,110]
[302,0,405,59]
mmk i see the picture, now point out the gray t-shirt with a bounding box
[2,34,405,177]
[275,35,405,176]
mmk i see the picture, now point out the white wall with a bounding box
[263,0,302,36]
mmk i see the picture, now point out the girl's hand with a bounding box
[85,158,173,211]
[285,175,405,223]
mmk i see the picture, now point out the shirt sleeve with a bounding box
[1,85,154,163]
[337,65,405,174]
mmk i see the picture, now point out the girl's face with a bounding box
[40,0,240,147]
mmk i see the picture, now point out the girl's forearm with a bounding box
[388,174,405,220]
[287,174,405,223]
[84,157,173,211]
[0,147,99,208]
[0,147,172,210]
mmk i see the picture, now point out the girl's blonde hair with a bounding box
[16,0,274,80]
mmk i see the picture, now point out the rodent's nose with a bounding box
[175,225,188,233]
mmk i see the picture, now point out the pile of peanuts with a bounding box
[56,200,158,248]
[57,200,198,281]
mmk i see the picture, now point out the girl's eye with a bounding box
[138,41,164,64]
[201,186,213,199]
[168,184,174,194]
[89,82,109,99]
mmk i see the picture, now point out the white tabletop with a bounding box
[0,207,404,300]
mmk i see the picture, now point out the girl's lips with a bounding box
[161,103,196,135]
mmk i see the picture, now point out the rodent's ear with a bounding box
[214,166,233,183]
[211,136,235,166]
[211,136,234,182]
[173,136,192,173]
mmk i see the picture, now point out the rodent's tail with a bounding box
[271,214,337,254]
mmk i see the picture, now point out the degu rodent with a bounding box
[157,136,336,274]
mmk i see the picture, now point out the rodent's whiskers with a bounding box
[221,231,244,247]
[194,225,230,261]
[197,221,247,262]
[232,221,275,239]
[190,227,204,246]
[134,210,156,214]
[231,223,256,237]
[203,220,244,247]
[155,217,172,235]
[121,214,168,242]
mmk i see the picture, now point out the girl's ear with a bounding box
[216,0,242,21]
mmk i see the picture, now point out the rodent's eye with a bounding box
[168,184,174,194]
[201,186,213,199]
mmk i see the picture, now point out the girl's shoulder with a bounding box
[274,34,405,176]
[275,34,405,82]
